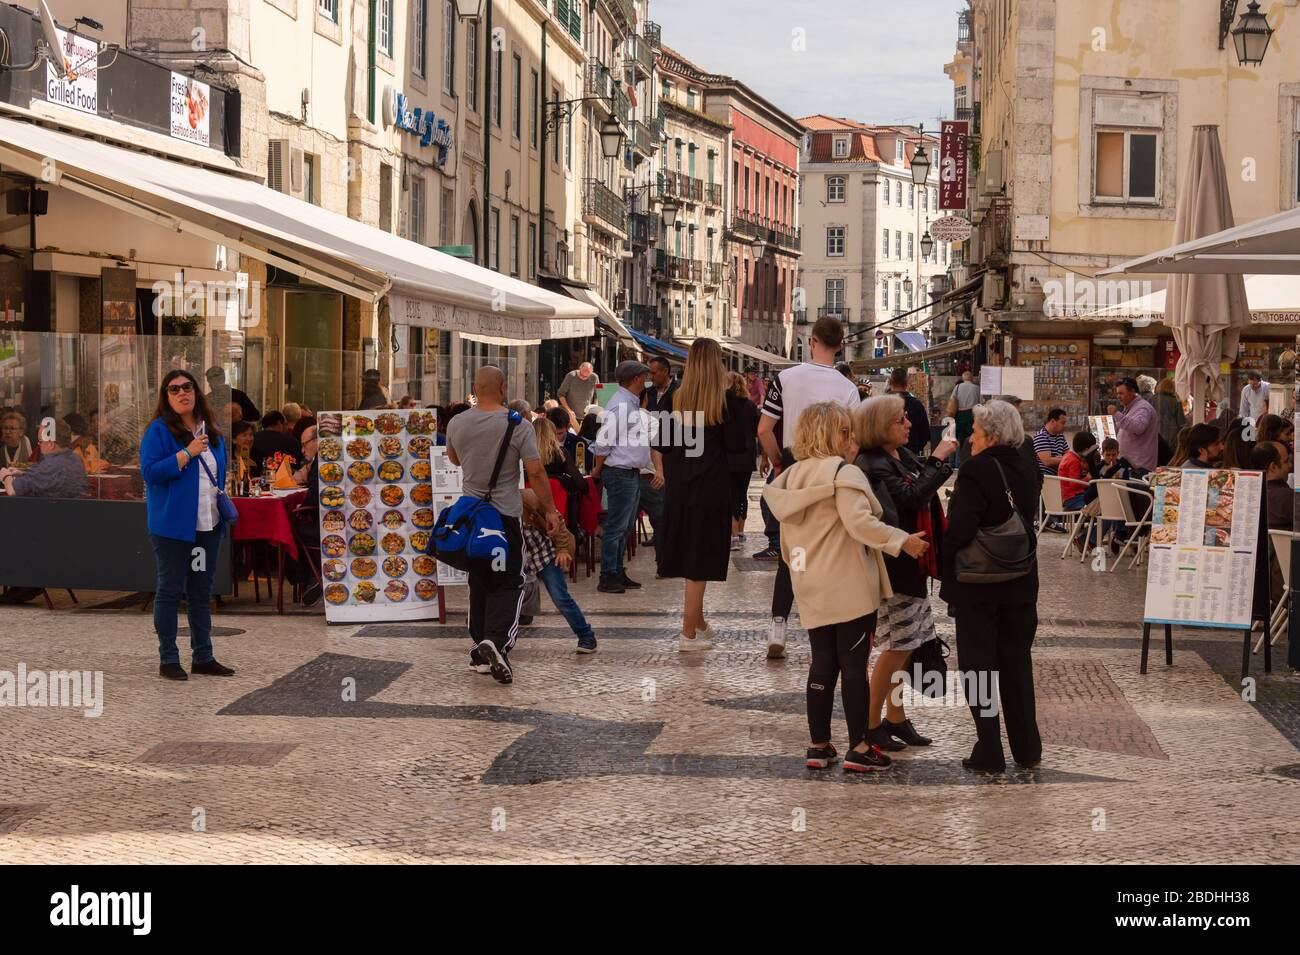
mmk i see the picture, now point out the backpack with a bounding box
[430,412,520,571]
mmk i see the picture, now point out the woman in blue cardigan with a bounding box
[140,369,236,680]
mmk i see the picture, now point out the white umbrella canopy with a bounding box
[1083,273,1300,322]
[1163,126,1251,407]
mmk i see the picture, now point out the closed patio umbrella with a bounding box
[1163,126,1250,421]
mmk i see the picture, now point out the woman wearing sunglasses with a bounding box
[140,369,236,680]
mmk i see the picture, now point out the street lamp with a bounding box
[660,196,680,228]
[750,237,767,259]
[599,116,626,160]
[1231,1,1273,66]
[903,276,913,295]
[920,231,935,260]
[910,126,931,186]
[453,0,483,18]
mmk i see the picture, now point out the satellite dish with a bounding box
[39,0,67,79]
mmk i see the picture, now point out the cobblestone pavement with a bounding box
[1,480,1298,864]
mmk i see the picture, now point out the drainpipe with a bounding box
[482,0,493,269]
[539,22,548,277]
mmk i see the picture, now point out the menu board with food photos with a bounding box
[317,409,441,623]
[430,447,468,587]
[1143,467,1263,630]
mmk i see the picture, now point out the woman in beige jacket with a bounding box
[763,401,928,773]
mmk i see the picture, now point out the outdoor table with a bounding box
[232,489,307,613]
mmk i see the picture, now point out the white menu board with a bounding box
[316,410,440,622]
[430,445,468,586]
[1142,467,1263,630]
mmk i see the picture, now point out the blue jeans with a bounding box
[151,527,224,666]
[599,467,640,580]
[636,473,663,541]
[538,561,594,640]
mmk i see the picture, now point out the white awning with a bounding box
[0,116,595,341]
[850,337,973,373]
[1075,274,1300,324]
[562,286,638,347]
[1097,204,1300,276]
[717,338,796,368]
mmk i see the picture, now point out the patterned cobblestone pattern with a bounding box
[1,491,1298,863]
[138,742,299,766]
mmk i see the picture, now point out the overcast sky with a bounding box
[650,0,968,127]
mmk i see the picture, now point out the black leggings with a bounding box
[806,612,877,749]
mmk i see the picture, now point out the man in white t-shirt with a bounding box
[755,315,862,659]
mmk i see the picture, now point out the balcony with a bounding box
[628,32,654,80]
[817,307,851,323]
[583,179,627,235]
[729,209,801,254]
[955,106,973,125]
[630,120,655,157]
[661,169,704,203]
[704,181,723,208]
[703,262,725,287]
[957,10,972,45]
[653,249,701,284]
[608,0,635,33]
[614,85,631,124]
[644,20,661,50]
[628,211,655,247]
[585,61,614,106]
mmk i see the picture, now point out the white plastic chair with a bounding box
[1255,529,1297,653]
[1095,480,1154,571]
[1039,475,1091,559]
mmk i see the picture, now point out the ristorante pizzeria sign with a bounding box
[390,294,594,341]
[383,88,454,166]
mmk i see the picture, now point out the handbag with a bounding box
[430,412,520,571]
[954,459,1034,583]
[905,637,950,699]
[196,452,239,526]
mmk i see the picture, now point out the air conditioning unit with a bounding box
[981,272,1005,309]
[267,139,305,199]
[980,149,1004,196]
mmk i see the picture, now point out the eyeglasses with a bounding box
[166,382,194,395]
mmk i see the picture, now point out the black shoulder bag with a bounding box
[953,459,1034,583]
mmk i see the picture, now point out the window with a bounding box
[882,227,890,257]
[705,301,714,330]
[303,153,318,205]
[510,215,520,276]
[527,222,536,279]
[490,47,503,128]
[490,208,500,270]
[826,226,845,257]
[510,54,521,139]
[318,0,337,21]
[674,222,682,257]
[674,299,683,330]
[881,180,889,206]
[551,86,560,163]
[893,281,900,313]
[906,285,913,310]
[908,184,914,209]
[674,140,682,172]
[379,0,393,56]
[689,143,697,179]
[942,242,948,265]
[827,176,845,203]
[833,137,849,158]
[687,87,696,109]
[825,278,844,313]
[410,175,425,244]
[895,139,904,162]
[907,232,913,260]
[1094,130,1158,202]
[687,299,695,330]
[742,261,748,310]
[894,230,902,258]
[921,185,928,211]
[880,277,889,308]
[466,20,478,111]
[894,181,901,205]
[529,69,538,149]
[440,187,453,244]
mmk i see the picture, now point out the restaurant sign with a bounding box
[390,295,593,341]
[169,72,211,147]
[46,28,98,115]
[383,88,454,166]
[939,120,969,212]
[928,215,972,243]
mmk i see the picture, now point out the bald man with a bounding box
[557,361,599,428]
[445,364,560,685]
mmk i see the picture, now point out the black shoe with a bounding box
[844,745,892,772]
[476,640,513,685]
[159,663,188,681]
[867,725,907,752]
[468,645,491,674]
[618,573,642,590]
[191,659,235,676]
[805,743,839,770]
[962,757,1006,773]
[597,578,625,594]
[1014,758,1042,770]
[751,546,781,561]
[301,583,322,607]
[883,718,932,746]
[519,615,533,626]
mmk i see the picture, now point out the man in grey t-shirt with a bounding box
[445,365,559,685]
[557,362,599,426]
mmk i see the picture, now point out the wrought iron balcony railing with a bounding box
[818,307,851,322]
[628,33,653,79]
[644,20,662,50]
[583,178,627,234]
[661,170,704,203]
[653,249,702,283]
[703,262,725,286]
[628,211,655,247]
[630,120,654,157]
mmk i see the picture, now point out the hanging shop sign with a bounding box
[929,215,972,243]
[939,120,968,211]
[383,88,454,166]
[46,28,99,115]
[169,72,211,147]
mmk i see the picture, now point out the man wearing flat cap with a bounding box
[590,360,653,594]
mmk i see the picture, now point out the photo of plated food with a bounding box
[376,413,403,435]
[410,484,433,505]
[1159,487,1180,506]
[382,556,408,577]
[380,485,405,507]
[322,510,345,532]
[322,559,347,581]
[349,532,376,556]
[378,436,403,458]
[1208,471,1234,491]
[321,487,346,509]
[1161,505,1179,524]
[381,532,406,554]
[317,413,342,436]
[322,535,347,557]
[319,462,344,484]
[325,584,349,605]
[414,578,437,601]
[347,415,375,436]
[319,438,343,462]
[412,555,436,576]
[406,412,435,435]
[407,436,432,459]
[1152,469,1182,488]
[348,510,373,531]
[1151,525,1179,545]
[411,508,435,529]
[347,461,375,483]
[381,510,405,529]
[354,582,378,603]
[410,530,430,551]
[378,460,404,483]
[410,460,431,482]
[349,486,372,508]
[346,438,372,460]
[384,580,409,602]
[351,557,377,579]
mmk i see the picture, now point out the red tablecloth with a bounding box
[231,491,307,559]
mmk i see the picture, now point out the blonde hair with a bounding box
[281,402,304,425]
[674,337,727,427]
[727,371,748,399]
[533,417,559,467]
[853,395,904,451]
[793,401,852,461]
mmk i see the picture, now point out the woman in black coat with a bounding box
[940,399,1043,773]
[726,372,760,547]
[854,395,958,752]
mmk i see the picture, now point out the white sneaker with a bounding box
[678,632,715,651]
[767,617,787,659]
[697,622,718,643]
[729,535,741,551]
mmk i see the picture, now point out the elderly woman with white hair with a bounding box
[940,399,1043,774]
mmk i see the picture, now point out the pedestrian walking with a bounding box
[446,365,560,685]
[139,369,235,681]
[654,340,750,650]
[763,402,929,773]
[726,372,759,549]
[755,315,862,659]
[941,399,1043,773]
[519,487,597,654]
[853,395,956,752]
[590,360,656,594]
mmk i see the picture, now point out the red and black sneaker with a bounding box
[844,745,892,773]
[805,744,839,770]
